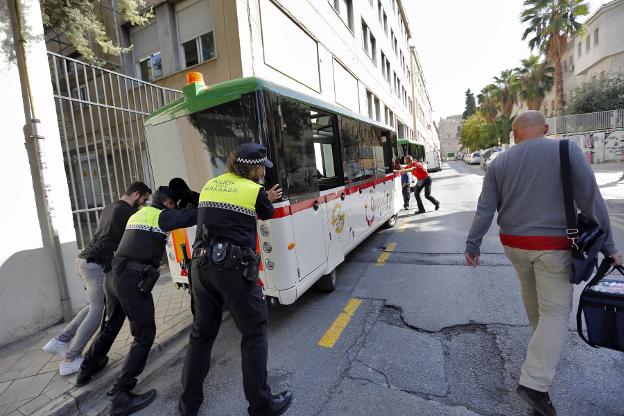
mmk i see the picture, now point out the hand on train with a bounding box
[267,184,283,203]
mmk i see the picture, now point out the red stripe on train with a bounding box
[268,174,398,220]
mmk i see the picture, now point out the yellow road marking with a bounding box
[376,242,397,266]
[318,298,363,348]
[399,223,408,233]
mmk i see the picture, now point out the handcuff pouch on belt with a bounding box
[193,240,261,282]
[111,257,160,293]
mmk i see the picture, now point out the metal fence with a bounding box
[48,52,182,249]
[546,109,624,135]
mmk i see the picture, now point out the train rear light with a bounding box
[259,224,270,237]
[265,259,275,270]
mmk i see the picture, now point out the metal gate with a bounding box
[48,52,182,248]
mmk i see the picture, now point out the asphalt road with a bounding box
[129,161,624,416]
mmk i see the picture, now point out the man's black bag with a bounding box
[559,139,607,284]
[577,257,624,352]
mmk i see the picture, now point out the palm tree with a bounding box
[477,84,499,123]
[494,69,520,117]
[516,55,555,110]
[521,0,589,114]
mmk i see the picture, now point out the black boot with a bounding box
[76,355,109,387]
[269,390,292,416]
[109,389,157,416]
[516,385,556,416]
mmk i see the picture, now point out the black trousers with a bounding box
[82,268,156,391]
[414,176,439,211]
[401,185,411,208]
[180,261,271,416]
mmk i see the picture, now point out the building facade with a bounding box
[48,0,437,144]
[437,114,463,157]
[540,0,624,116]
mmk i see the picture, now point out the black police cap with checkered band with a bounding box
[235,143,273,168]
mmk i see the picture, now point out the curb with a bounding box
[33,311,230,416]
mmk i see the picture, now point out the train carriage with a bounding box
[144,73,402,305]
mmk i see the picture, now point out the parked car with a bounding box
[467,152,481,165]
[484,151,501,171]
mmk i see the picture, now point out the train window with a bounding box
[188,93,258,177]
[311,109,341,191]
[359,124,376,180]
[340,117,363,184]
[279,98,319,200]
[372,127,389,176]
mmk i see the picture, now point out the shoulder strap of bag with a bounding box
[576,258,620,347]
[559,140,578,240]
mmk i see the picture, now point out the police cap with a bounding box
[235,143,273,168]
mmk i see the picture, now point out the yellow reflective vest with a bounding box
[199,172,261,217]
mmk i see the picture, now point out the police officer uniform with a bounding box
[77,186,196,416]
[179,144,292,416]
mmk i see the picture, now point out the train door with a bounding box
[278,98,327,280]
[339,117,364,247]
[312,111,345,271]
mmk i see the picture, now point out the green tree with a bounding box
[477,84,499,123]
[494,69,520,117]
[565,72,624,114]
[516,55,555,110]
[521,0,589,114]
[463,89,477,119]
[41,0,153,63]
[460,113,486,151]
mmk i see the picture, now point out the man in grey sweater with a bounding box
[465,111,622,416]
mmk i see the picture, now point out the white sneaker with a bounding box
[43,338,68,358]
[59,356,83,376]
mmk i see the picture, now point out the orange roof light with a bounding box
[186,72,204,85]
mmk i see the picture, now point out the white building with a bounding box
[90,0,435,142]
[541,0,624,116]
[437,114,463,157]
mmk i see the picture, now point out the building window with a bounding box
[586,36,591,53]
[362,20,370,52]
[391,30,395,53]
[383,12,388,34]
[366,90,374,119]
[594,28,599,46]
[139,52,162,81]
[381,51,386,78]
[370,33,377,64]
[385,60,390,83]
[374,97,381,122]
[578,42,582,57]
[377,0,382,24]
[182,31,216,68]
[330,0,353,31]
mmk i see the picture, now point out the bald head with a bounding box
[512,110,548,143]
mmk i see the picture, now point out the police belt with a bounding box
[113,259,160,293]
[193,242,261,282]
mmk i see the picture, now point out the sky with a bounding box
[403,0,606,121]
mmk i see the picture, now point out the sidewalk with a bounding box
[0,273,193,416]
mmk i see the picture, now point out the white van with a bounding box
[426,151,441,172]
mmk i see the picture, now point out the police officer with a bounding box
[77,186,197,416]
[179,144,292,416]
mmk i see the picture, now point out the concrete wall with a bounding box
[557,128,624,164]
[0,0,84,347]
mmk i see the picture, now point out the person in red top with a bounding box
[396,155,440,214]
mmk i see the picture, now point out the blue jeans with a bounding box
[56,258,106,360]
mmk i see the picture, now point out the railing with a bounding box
[48,51,182,248]
[546,109,624,135]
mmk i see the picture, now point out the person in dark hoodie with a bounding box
[169,177,200,208]
[76,186,197,416]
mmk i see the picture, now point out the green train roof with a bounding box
[397,137,422,145]
[145,76,395,131]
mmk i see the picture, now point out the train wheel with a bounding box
[316,270,337,292]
